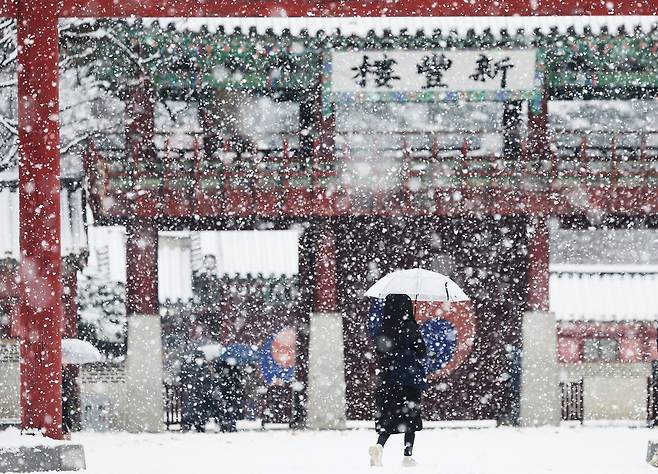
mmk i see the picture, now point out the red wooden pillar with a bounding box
[527,89,550,311]
[313,221,337,312]
[126,78,157,218]
[292,221,338,428]
[305,220,346,429]
[527,215,550,312]
[528,91,549,160]
[126,220,159,316]
[17,2,63,439]
[126,78,155,163]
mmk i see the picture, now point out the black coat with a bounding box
[61,367,76,434]
[374,294,427,434]
[180,351,213,429]
[213,360,244,432]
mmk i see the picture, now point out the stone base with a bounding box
[125,315,164,433]
[519,311,560,427]
[647,441,658,467]
[306,312,347,430]
[0,444,85,473]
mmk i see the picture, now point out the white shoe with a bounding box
[402,456,417,467]
[369,444,383,467]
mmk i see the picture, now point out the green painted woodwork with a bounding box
[61,20,658,100]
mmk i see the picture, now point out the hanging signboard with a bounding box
[323,49,542,116]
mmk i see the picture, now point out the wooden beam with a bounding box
[2,0,658,19]
[58,0,658,17]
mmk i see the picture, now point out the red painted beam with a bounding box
[17,1,63,440]
[56,0,658,17]
[1,0,657,18]
[59,0,531,17]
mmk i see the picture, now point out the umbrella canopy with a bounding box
[197,343,260,365]
[197,343,224,361]
[220,344,260,366]
[61,338,103,365]
[198,343,260,365]
[260,328,296,385]
[364,268,469,302]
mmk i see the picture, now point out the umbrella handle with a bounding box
[414,294,418,321]
[445,282,450,302]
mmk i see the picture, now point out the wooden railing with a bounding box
[84,130,658,219]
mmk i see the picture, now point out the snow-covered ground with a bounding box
[46,426,656,474]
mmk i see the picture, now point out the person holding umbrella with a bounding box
[60,338,103,438]
[364,268,471,467]
[369,293,427,467]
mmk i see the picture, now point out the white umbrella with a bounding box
[197,343,224,361]
[61,338,103,365]
[364,268,469,302]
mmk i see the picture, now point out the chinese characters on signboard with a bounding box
[331,50,536,93]
[417,53,453,89]
[351,55,401,88]
[469,54,515,88]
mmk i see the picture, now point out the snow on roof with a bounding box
[549,100,658,133]
[550,269,658,322]
[137,15,658,37]
[550,229,658,321]
[551,229,658,266]
[551,263,658,273]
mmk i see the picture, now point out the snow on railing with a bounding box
[85,129,658,218]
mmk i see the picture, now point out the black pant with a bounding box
[376,431,415,456]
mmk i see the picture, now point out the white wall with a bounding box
[200,230,300,276]
[584,376,648,421]
[0,340,20,421]
[0,185,87,259]
[158,233,193,302]
[560,363,651,422]
[0,187,18,258]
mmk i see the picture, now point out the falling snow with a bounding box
[1,9,658,473]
